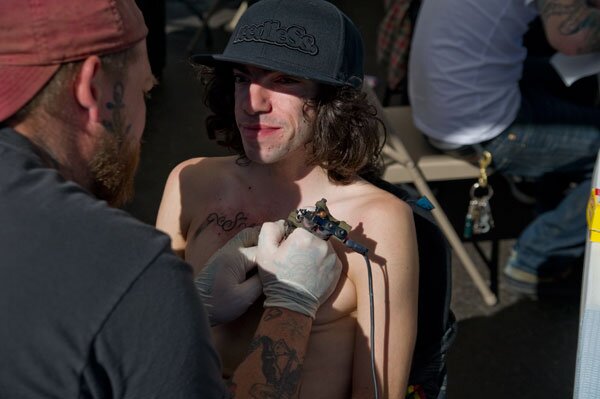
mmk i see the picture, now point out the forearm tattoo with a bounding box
[227,310,308,398]
[247,335,303,399]
[264,309,307,340]
[538,0,600,51]
[280,319,308,342]
[101,82,132,138]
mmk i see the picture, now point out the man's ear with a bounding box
[75,56,102,124]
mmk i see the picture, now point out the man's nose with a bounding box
[243,82,272,114]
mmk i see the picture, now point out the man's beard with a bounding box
[88,128,140,208]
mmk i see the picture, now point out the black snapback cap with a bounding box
[191,0,364,88]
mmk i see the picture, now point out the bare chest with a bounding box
[184,204,282,272]
[185,205,360,314]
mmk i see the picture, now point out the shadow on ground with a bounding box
[448,297,579,398]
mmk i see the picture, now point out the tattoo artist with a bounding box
[0,0,342,398]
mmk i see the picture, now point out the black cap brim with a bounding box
[189,53,361,88]
[189,54,219,67]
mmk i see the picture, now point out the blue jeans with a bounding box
[480,85,600,276]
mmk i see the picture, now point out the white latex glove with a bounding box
[257,220,342,319]
[194,227,262,326]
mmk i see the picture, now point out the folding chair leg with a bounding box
[226,1,248,31]
[412,177,498,306]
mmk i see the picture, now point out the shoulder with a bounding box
[175,156,249,190]
[162,156,240,203]
[337,181,418,261]
[343,181,415,229]
[3,168,179,313]
[93,251,227,397]
[157,155,251,242]
[168,156,236,184]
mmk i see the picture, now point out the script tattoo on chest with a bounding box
[202,211,257,232]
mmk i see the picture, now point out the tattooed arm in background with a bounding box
[536,0,600,54]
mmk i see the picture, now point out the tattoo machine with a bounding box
[284,198,368,255]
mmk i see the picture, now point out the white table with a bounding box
[574,149,600,399]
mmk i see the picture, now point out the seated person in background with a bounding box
[156,0,419,397]
[409,0,600,295]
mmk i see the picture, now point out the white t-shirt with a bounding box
[408,0,538,145]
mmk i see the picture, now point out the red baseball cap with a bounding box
[0,0,148,122]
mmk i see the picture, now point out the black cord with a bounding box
[364,253,380,399]
[345,239,379,399]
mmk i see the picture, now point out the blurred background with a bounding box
[127,1,586,397]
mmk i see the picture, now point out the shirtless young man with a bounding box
[156,0,419,397]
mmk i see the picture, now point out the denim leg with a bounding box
[511,179,591,276]
[481,89,600,275]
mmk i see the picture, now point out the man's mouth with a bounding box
[239,123,281,138]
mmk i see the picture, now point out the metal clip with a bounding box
[477,151,492,188]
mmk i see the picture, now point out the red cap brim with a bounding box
[0,64,61,122]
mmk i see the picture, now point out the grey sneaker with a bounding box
[503,250,579,296]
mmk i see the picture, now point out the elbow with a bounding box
[558,47,582,56]
[545,25,598,55]
[545,33,581,55]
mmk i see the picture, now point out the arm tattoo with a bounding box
[281,319,307,341]
[264,309,307,339]
[247,336,303,399]
[101,82,132,137]
[538,0,600,50]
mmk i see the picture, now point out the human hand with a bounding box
[194,227,262,326]
[256,220,342,319]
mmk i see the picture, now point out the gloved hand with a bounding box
[256,220,342,319]
[194,226,262,326]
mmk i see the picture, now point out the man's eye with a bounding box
[277,76,300,84]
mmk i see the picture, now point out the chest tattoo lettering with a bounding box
[204,211,256,232]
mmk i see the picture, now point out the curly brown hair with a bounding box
[196,64,385,184]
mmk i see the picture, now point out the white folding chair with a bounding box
[364,87,498,306]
